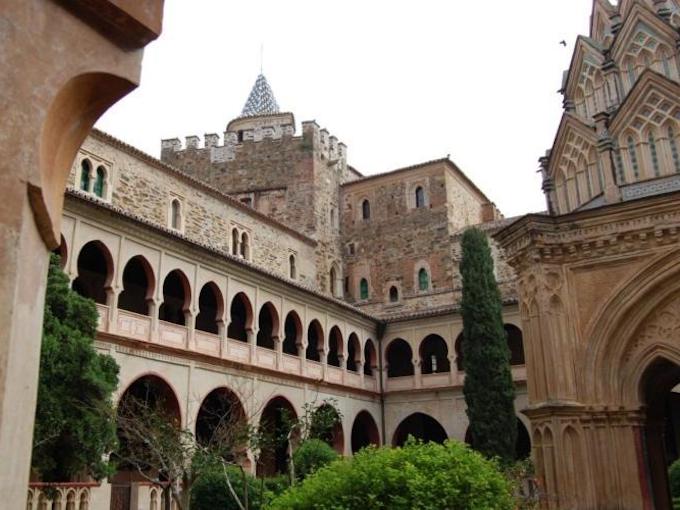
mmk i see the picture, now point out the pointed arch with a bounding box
[227,292,253,342]
[346,333,361,372]
[327,325,343,367]
[385,338,413,377]
[256,301,279,349]
[72,240,113,305]
[283,310,302,356]
[158,269,191,326]
[118,255,155,316]
[363,338,377,376]
[419,334,450,374]
[392,413,447,447]
[195,282,224,334]
[351,410,380,452]
[306,319,324,361]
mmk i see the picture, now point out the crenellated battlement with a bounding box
[301,121,348,164]
[160,112,297,164]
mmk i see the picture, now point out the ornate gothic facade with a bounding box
[496,0,680,508]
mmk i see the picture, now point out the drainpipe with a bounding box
[377,321,387,444]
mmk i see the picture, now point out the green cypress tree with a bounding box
[460,228,516,463]
[32,254,120,481]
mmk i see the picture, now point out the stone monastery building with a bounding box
[33,0,680,508]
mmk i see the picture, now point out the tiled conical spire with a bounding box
[240,74,280,117]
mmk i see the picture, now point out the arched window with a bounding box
[195,283,223,334]
[669,126,680,173]
[614,144,626,184]
[347,333,360,372]
[306,320,323,361]
[627,136,640,179]
[454,332,464,371]
[80,159,91,191]
[359,278,369,300]
[361,199,371,220]
[72,241,112,305]
[418,268,429,291]
[329,265,338,297]
[228,293,252,342]
[283,311,302,356]
[240,232,250,259]
[231,228,239,256]
[389,286,399,303]
[289,255,296,279]
[158,270,190,326]
[415,186,425,208]
[94,166,106,197]
[327,326,343,367]
[364,339,376,376]
[419,334,450,374]
[118,256,154,316]
[648,132,660,177]
[170,199,181,230]
[257,302,278,350]
[386,338,414,377]
[505,324,526,366]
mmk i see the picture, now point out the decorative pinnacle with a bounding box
[240,74,280,117]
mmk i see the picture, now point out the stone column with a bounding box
[413,357,422,389]
[0,2,163,508]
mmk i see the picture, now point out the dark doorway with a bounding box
[392,413,447,446]
[419,334,450,374]
[386,339,414,377]
[195,283,222,334]
[72,241,111,304]
[118,256,153,316]
[351,411,380,453]
[505,324,526,365]
[328,326,343,367]
[228,293,251,342]
[257,303,278,349]
[306,320,323,361]
[283,311,301,356]
[641,358,680,509]
[257,397,297,477]
[195,388,246,459]
[158,270,190,326]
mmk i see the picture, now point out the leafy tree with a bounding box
[460,228,517,463]
[31,254,120,481]
[291,439,338,481]
[267,440,514,510]
[670,459,680,498]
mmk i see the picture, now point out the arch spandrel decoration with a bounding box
[584,248,680,405]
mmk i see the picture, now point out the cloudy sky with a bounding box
[96,0,595,217]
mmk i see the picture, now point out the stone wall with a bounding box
[340,160,507,315]
[69,132,318,286]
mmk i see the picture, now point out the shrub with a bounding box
[192,467,290,510]
[192,467,261,510]
[670,459,680,499]
[293,439,339,480]
[268,440,514,510]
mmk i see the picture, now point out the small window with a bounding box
[80,159,91,191]
[344,276,349,294]
[231,228,239,256]
[418,268,429,291]
[240,232,250,259]
[237,130,244,142]
[170,199,181,230]
[330,266,338,297]
[389,286,399,303]
[360,278,369,300]
[362,199,371,220]
[415,186,425,208]
[289,255,297,279]
[94,166,106,198]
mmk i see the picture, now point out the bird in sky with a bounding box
[559,40,567,47]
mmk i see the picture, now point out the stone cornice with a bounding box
[494,190,680,268]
